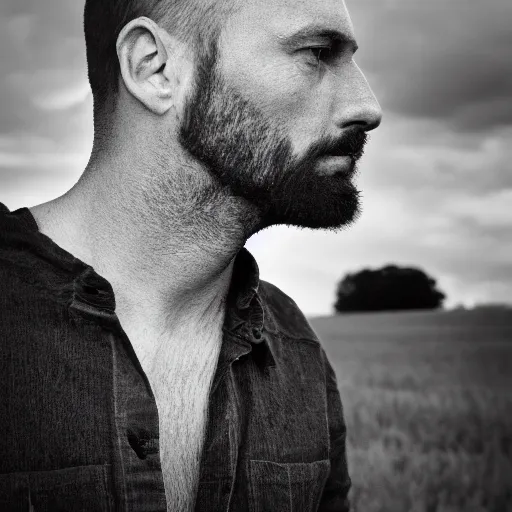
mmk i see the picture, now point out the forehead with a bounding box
[229,0,355,40]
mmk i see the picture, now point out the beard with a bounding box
[178,41,367,231]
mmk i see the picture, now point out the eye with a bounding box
[305,46,333,67]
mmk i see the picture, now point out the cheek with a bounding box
[253,75,331,148]
[270,86,332,153]
[222,47,331,150]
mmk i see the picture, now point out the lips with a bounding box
[316,155,354,176]
[322,152,355,160]
[324,149,356,158]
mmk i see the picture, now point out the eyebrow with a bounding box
[277,24,359,54]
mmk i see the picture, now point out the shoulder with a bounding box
[258,279,321,343]
[0,201,75,306]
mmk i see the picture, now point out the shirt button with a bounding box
[252,329,262,340]
[127,432,147,460]
[127,428,159,459]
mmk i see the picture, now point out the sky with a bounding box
[1,0,511,316]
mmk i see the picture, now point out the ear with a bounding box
[116,17,175,115]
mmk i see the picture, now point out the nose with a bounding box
[334,60,383,132]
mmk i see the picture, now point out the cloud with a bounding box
[363,118,512,196]
[7,70,92,112]
[0,0,89,139]
[347,0,512,132]
[445,189,512,228]
[0,0,93,196]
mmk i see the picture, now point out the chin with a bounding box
[262,195,362,230]
[257,171,362,229]
[272,212,360,230]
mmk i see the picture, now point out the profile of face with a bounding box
[178,0,382,231]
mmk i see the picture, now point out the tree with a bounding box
[334,264,446,313]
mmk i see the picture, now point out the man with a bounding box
[0,0,381,510]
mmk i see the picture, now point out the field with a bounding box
[309,308,512,512]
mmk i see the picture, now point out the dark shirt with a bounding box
[0,202,351,512]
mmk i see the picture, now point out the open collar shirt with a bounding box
[0,202,351,512]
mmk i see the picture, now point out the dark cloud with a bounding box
[347,0,512,132]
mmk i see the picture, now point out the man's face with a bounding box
[179,0,381,230]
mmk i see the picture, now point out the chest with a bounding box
[131,327,224,512]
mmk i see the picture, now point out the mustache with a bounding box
[310,128,368,161]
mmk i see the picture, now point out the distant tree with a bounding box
[334,265,446,313]
[471,303,512,311]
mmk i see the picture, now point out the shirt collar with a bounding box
[226,247,260,310]
[224,247,276,369]
[3,203,276,369]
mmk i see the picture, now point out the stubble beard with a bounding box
[178,41,363,232]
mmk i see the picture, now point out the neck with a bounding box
[30,143,262,330]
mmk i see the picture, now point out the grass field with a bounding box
[309,308,512,512]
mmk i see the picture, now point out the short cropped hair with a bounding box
[84,0,237,117]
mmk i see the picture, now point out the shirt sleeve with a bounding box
[318,348,352,512]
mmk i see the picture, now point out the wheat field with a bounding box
[310,308,512,512]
